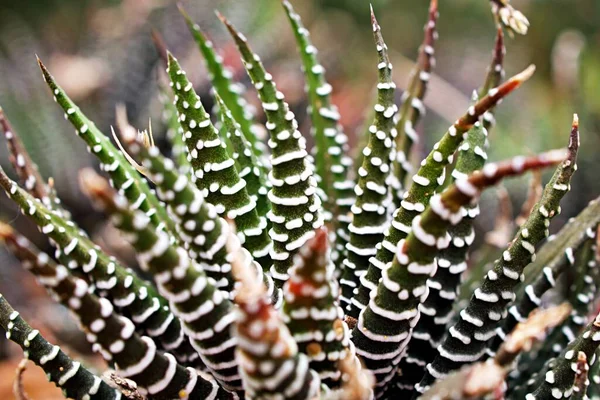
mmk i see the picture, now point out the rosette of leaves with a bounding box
[1,2,600,400]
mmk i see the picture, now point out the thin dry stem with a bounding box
[13,359,31,400]
[108,372,146,400]
[498,303,571,362]
[111,105,152,177]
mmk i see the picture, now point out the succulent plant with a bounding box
[1,1,599,399]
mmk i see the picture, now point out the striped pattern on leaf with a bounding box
[0,167,199,366]
[179,5,267,162]
[219,13,324,289]
[394,119,489,392]
[392,0,439,203]
[509,228,598,394]
[340,9,397,315]
[353,149,564,397]
[167,54,272,268]
[216,95,271,225]
[0,226,221,399]
[231,234,321,400]
[0,294,123,400]
[420,117,579,391]
[527,313,600,399]
[351,66,535,321]
[37,58,176,237]
[80,170,245,393]
[282,0,354,229]
[0,108,69,217]
[282,228,356,387]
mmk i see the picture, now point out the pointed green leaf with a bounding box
[36,58,175,236]
[219,14,324,288]
[394,120,489,392]
[494,119,582,349]
[0,167,199,366]
[0,293,122,400]
[216,95,271,223]
[282,228,356,387]
[80,170,246,393]
[282,0,354,227]
[351,66,536,320]
[352,149,564,396]
[497,189,593,357]
[421,118,579,390]
[392,0,439,203]
[179,5,267,161]
[339,9,397,313]
[167,53,272,268]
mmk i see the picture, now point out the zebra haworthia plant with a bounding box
[1,1,599,399]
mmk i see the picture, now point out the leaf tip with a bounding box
[166,50,176,63]
[215,10,226,25]
[176,1,187,17]
[150,29,168,67]
[369,4,377,28]
[36,55,51,83]
[217,11,238,40]
[429,0,438,13]
[166,51,179,75]
[214,93,225,108]
[514,64,536,83]
[568,113,580,161]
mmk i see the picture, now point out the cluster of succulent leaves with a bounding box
[1,1,600,399]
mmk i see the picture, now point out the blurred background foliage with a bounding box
[0,0,599,391]
[1,0,599,211]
